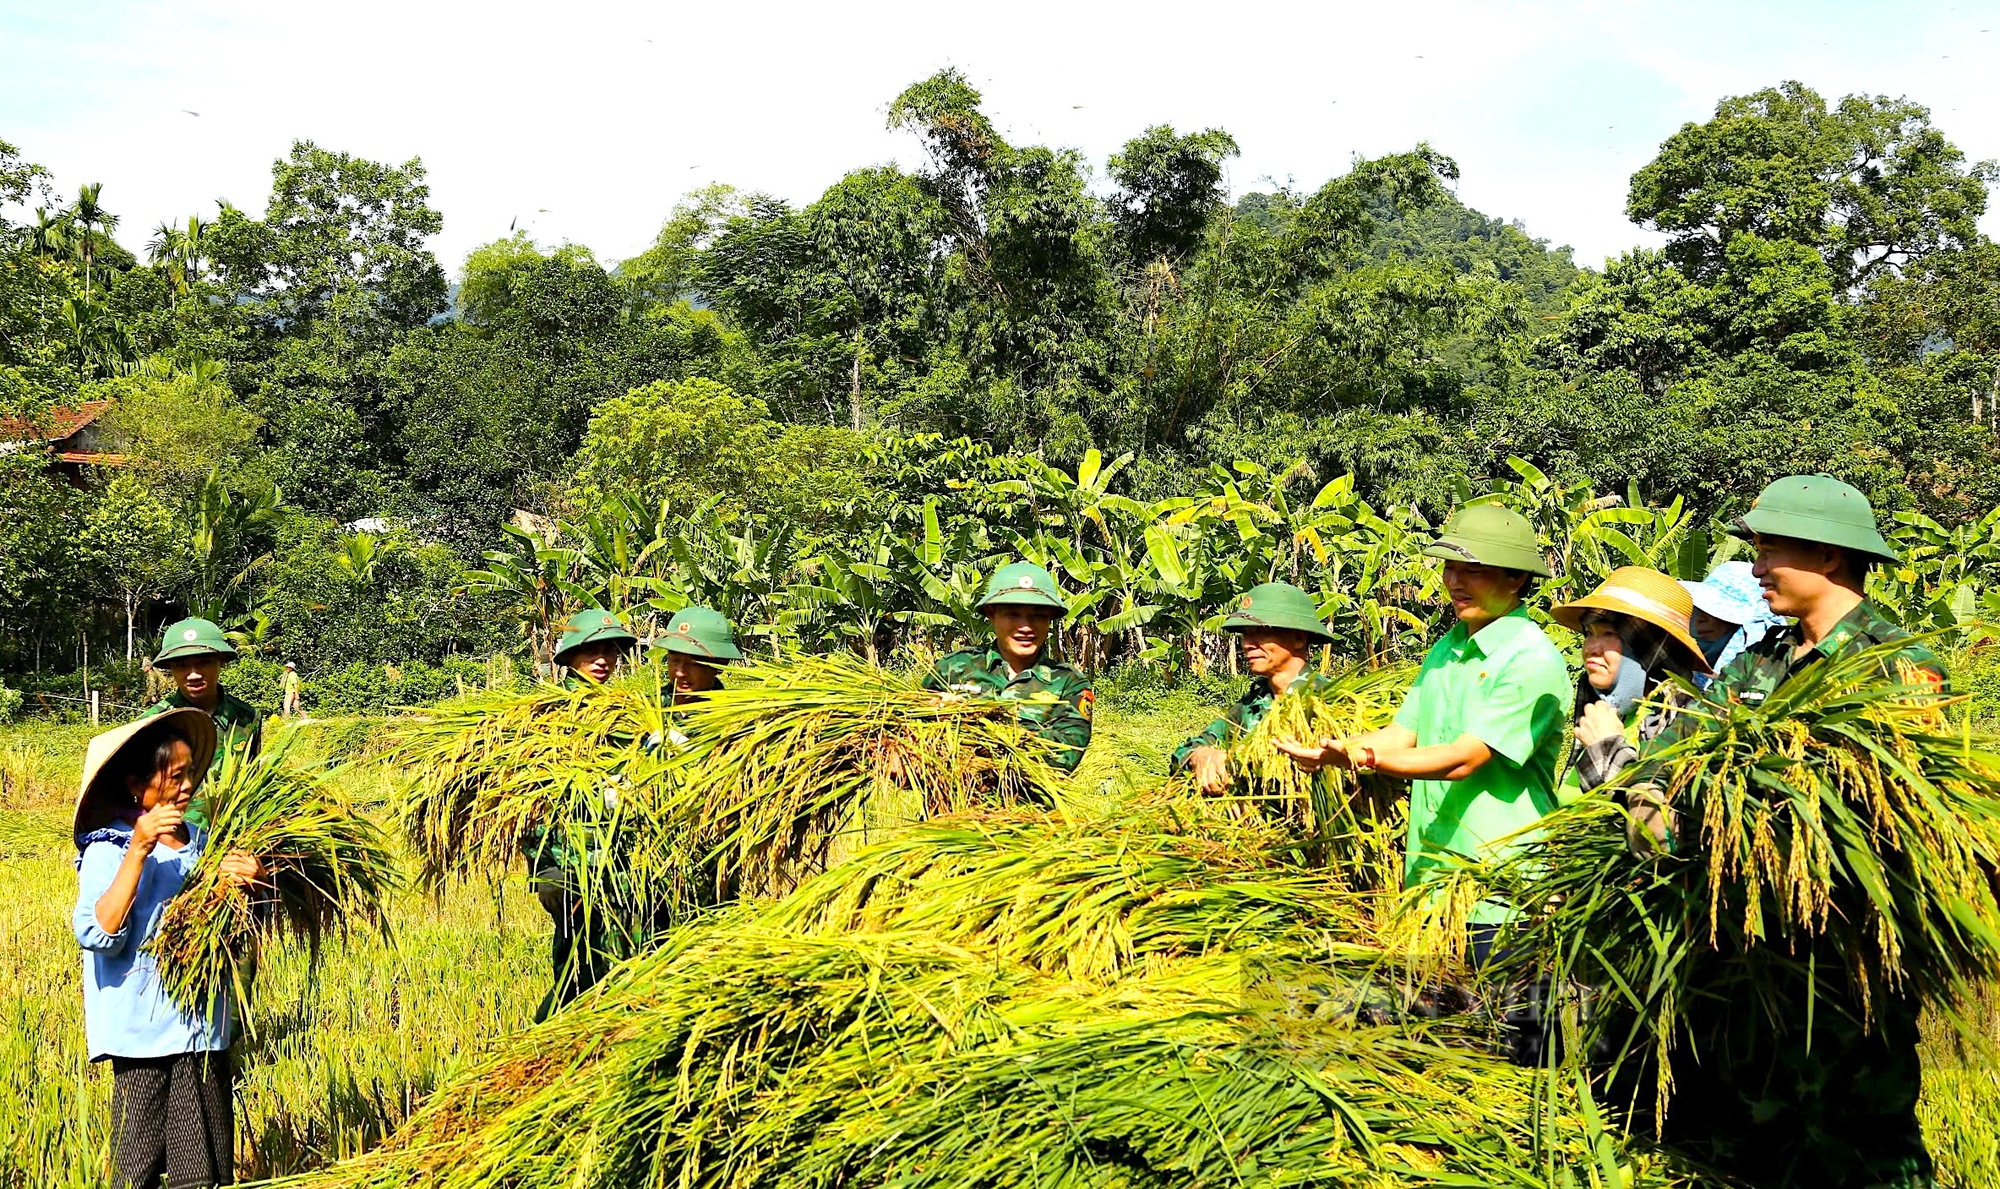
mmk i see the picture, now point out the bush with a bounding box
[226,657,284,714]
[0,684,21,725]
[1092,661,1246,717]
[13,659,149,719]
[303,656,522,716]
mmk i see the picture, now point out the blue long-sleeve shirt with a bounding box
[73,822,233,1061]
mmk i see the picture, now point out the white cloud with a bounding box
[5,0,1997,274]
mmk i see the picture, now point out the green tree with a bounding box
[81,474,186,660]
[1630,82,1995,292]
[1107,125,1240,266]
[255,140,448,333]
[568,378,779,514]
[97,368,263,502]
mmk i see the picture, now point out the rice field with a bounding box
[3,697,1999,1186]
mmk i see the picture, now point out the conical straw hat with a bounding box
[72,708,217,841]
[1552,566,1709,673]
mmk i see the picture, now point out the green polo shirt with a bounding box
[1392,606,1569,920]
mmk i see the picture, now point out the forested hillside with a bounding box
[2,72,1996,689]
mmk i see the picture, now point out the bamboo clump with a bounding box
[147,727,399,1020]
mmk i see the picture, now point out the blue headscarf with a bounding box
[1681,561,1785,687]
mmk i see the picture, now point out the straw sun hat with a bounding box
[72,707,217,840]
[1552,566,1710,673]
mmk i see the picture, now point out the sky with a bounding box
[3,0,1998,277]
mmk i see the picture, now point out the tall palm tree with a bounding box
[148,221,185,303]
[69,182,119,293]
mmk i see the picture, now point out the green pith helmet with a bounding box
[975,561,1068,616]
[153,617,236,666]
[553,608,639,667]
[658,606,743,664]
[1222,582,1335,643]
[1423,504,1552,577]
[1733,474,1898,563]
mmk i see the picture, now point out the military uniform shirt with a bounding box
[1710,598,1939,703]
[138,688,264,831]
[1169,671,1336,773]
[923,649,1093,773]
[1640,599,1942,1189]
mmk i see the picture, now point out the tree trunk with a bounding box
[849,329,865,432]
[125,590,135,662]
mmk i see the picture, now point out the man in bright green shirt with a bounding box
[1279,504,1569,936]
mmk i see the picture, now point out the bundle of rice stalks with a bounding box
[766,805,1391,983]
[1225,664,1411,876]
[657,653,1070,902]
[281,856,1705,1189]
[386,673,669,885]
[273,789,1689,1188]
[148,727,399,1019]
[1491,639,2000,1108]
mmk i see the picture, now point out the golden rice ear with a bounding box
[145,725,397,1021]
[1227,664,1415,886]
[1488,633,1998,1115]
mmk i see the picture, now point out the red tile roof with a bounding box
[0,399,113,445]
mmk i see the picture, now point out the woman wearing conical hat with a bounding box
[1550,567,1710,798]
[71,708,265,1189]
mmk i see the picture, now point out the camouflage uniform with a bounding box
[137,689,262,833]
[923,649,1094,774]
[1169,670,1336,773]
[140,618,263,832]
[1651,600,1942,1189]
[529,609,643,1021]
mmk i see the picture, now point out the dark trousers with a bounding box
[1661,992,1934,1189]
[1468,922,1553,1068]
[109,1050,234,1189]
[534,890,617,1022]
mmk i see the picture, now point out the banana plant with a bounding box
[1872,507,2000,631]
[993,448,1148,552]
[181,471,283,624]
[648,499,801,653]
[466,523,588,665]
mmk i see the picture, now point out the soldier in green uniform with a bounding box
[924,562,1094,775]
[137,617,263,831]
[552,608,638,686]
[655,605,742,709]
[1627,476,1941,1189]
[529,608,642,1020]
[1169,582,1337,790]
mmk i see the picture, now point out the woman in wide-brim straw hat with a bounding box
[71,708,263,1189]
[1552,566,1709,797]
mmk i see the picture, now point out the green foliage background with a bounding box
[2,73,1999,692]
